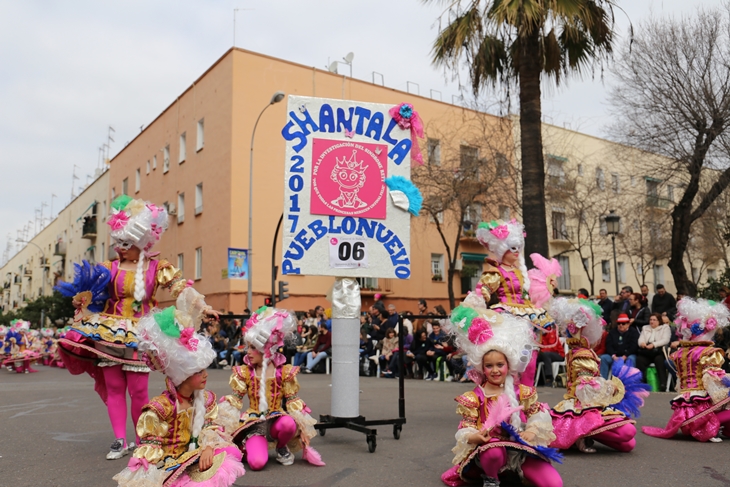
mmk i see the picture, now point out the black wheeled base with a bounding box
[314,414,405,453]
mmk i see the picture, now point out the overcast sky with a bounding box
[0,0,712,261]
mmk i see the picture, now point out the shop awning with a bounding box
[461,252,487,262]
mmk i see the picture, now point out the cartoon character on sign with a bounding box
[330,150,368,210]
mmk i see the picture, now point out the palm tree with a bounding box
[426,0,618,258]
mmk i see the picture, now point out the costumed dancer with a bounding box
[2,320,41,373]
[642,297,730,442]
[41,328,56,366]
[547,298,649,453]
[218,306,324,471]
[474,220,556,386]
[441,291,563,487]
[0,325,8,369]
[113,288,245,487]
[57,195,217,460]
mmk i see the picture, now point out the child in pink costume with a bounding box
[475,220,555,387]
[58,195,216,460]
[441,292,563,487]
[2,320,41,373]
[114,289,245,487]
[218,307,324,471]
[643,297,730,442]
[548,298,649,454]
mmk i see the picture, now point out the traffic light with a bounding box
[264,297,273,307]
[278,281,289,302]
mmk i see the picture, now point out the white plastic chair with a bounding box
[550,339,568,387]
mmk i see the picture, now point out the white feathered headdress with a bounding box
[549,297,605,346]
[675,297,730,342]
[476,219,530,292]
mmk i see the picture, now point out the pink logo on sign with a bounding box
[311,139,387,219]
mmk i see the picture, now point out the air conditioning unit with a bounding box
[454,259,463,271]
[167,203,177,216]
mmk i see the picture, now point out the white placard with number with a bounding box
[329,237,368,269]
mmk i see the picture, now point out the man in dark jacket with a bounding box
[597,288,613,324]
[651,284,677,316]
[599,314,639,379]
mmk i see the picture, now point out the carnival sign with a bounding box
[281,96,421,279]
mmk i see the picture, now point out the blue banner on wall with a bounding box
[227,248,248,280]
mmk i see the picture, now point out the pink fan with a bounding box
[528,253,562,308]
[483,394,523,432]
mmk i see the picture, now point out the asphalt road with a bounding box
[2,367,730,487]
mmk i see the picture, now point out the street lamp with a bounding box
[605,210,621,295]
[248,91,285,311]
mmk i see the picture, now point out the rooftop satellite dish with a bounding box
[328,61,339,73]
[344,52,354,63]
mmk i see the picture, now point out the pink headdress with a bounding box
[243,306,297,367]
[676,297,730,342]
[108,195,169,252]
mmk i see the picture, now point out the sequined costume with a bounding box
[549,337,637,451]
[219,364,318,457]
[2,321,41,373]
[642,341,730,441]
[441,385,560,486]
[58,259,187,371]
[113,378,244,487]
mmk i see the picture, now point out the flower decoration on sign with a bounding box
[468,317,494,345]
[389,102,425,165]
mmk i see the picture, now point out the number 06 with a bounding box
[338,241,365,261]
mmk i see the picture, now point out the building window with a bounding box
[596,168,605,190]
[146,160,150,174]
[618,261,626,283]
[582,258,590,271]
[112,187,116,199]
[179,133,187,163]
[177,193,185,224]
[611,173,620,193]
[101,242,105,262]
[460,145,479,167]
[577,164,584,176]
[602,260,611,282]
[646,178,661,207]
[195,247,203,280]
[667,185,674,202]
[556,256,570,290]
[196,119,204,151]
[630,175,636,187]
[708,269,717,280]
[431,254,444,281]
[429,211,444,224]
[163,146,170,173]
[547,156,566,187]
[692,266,700,282]
[653,264,665,286]
[499,205,510,220]
[637,262,643,276]
[195,183,203,215]
[153,155,158,170]
[496,153,509,178]
[122,178,128,195]
[427,138,441,165]
[135,168,141,193]
[551,211,567,240]
[177,253,184,274]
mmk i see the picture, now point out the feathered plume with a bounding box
[527,253,562,308]
[385,175,422,216]
[54,261,111,313]
[483,394,523,432]
[610,358,651,418]
[499,422,564,464]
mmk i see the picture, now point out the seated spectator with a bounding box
[293,324,318,367]
[410,330,434,380]
[434,305,448,316]
[636,312,671,387]
[428,322,452,380]
[400,311,414,336]
[359,329,375,376]
[303,322,331,373]
[592,326,609,357]
[651,284,676,316]
[360,312,373,338]
[457,352,474,383]
[628,292,650,331]
[599,313,639,379]
[536,326,565,386]
[377,328,399,377]
[388,331,413,378]
[369,304,385,341]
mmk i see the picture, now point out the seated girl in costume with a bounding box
[2,320,41,373]
[642,297,730,442]
[474,220,558,386]
[218,306,324,471]
[548,298,649,453]
[441,292,563,487]
[113,288,245,487]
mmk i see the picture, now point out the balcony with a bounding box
[82,217,97,239]
[646,195,670,208]
[13,275,21,285]
[54,241,67,256]
[23,269,32,277]
[40,257,50,268]
[551,226,575,242]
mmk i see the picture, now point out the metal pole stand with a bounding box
[313,278,406,453]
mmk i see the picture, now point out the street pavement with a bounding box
[2,367,730,487]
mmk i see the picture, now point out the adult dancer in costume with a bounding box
[642,298,730,442]
[58,196,217,460]
[114,288,245,487]
[2,320,41,373]
[474,220,556,386]
[218,306,324,471]
[441,292,563,487]
[548,298,649,453]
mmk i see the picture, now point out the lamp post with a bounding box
[604,210,621,295]
[247,91,285,311]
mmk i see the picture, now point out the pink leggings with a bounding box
[244,416,298,471]
[715,410,730,431]
[102,366,149,447]
[592,423,636,452]
[479,447,562,487]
